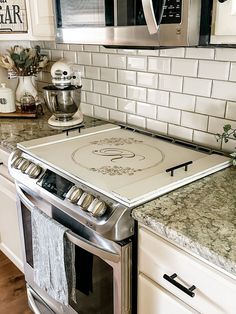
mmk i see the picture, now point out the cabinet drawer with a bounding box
[139,227,236,314]
[138,273,197,314]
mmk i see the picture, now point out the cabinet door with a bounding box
[0,174,23,272]
[138,273,198,314]
[28,0,55,39]
[211,0,236,43]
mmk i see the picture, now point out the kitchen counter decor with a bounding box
[0,45,48,105]
[216,124,236,165]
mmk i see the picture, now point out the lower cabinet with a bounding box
[138,273,198,314]
[0,149,23,271]
[138,226,236,314]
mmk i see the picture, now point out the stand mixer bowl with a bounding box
[43,85,82,121]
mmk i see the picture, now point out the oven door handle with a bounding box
[141,0,166,34]
[66,231,120,263]
[16,183,36,211]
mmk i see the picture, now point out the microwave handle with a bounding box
[141,0,166,34]
[15,183,120,264]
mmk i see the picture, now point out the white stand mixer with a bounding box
[43,60,83,127]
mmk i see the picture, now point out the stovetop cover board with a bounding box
[18,124,230,207]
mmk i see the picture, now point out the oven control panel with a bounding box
[162,0,182,24]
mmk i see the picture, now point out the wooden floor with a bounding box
[0,251,33,314]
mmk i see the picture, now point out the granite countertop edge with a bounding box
[133,210,236,278]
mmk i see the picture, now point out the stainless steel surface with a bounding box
[16,182,132,314]
[43,85,82,122]
[54,0,202,47]
[141,0,165,34]
[27,286,56,314]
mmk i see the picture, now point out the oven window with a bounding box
[21,204,33,268]
[70,247,113,314]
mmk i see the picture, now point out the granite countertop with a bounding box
[133,167,236,278]
[0,112,105,152]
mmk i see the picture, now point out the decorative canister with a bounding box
[0,83,16,113]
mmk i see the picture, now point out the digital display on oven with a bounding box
[39,170,74,200]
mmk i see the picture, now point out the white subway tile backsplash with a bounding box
[69,44,83,52]
[160,48,185,58]
[208,117,236,134]
[118,98,136,113]
[80,103,94,116]
[109,55,126,69]
[181,112,208,131]
[127,86,146,102]
[137,102,157,118]
[84,45,100,52]
[110,110,126,123]
[86,92,100,106]
[118,49,137,55]
[229,63,236,81]
[127,114,146,128]
[198,60,230,80]
[137,72,158,88]
[148,89,169,106]
[118,70,136,85]
[92,53,108,67]
[127,56,147,72]
[81,78,93,91]
[148,57,171,74]
[51,49,63,61]
[109,83,126,98]
[146,119,168,135]
[94,106,109,120]
[56,43,69,50]
[138,50,159,56]
[171,59,198,77]
[101,95,117,109]
[225,102,236,120]
[101,68,117,82]
[93,80,109,94]
[195,97,226,118]
[158,107,181,124]
[212,80,236,101]
[77,52,92,65]
[170,93,195,111]
[215,48,236,62]
[85,66,100,79]
[168,124,193,141]
[185,48,215,60]
[81,91,86,102]
[63,51,77,63]
[159,74,183,92]
[100,46,117,54]
[183,77,212,97]
[193,131,221,149]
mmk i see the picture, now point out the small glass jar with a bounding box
[20,92,36,113]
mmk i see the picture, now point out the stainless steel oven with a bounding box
[16,183,132,314]
[54,0,209,47]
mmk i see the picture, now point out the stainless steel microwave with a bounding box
[54,0,211,48]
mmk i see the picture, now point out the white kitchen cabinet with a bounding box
[211,0,236,44]
[138,226,236,314]
[0,0,55,41]
[0,148,23,272]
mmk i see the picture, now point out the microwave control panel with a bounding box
[162,0,182,24]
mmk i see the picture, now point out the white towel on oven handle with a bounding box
[31,206,76,306]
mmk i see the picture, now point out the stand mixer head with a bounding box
[43,60,83,127]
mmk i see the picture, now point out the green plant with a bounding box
[0,45,48,76]
[216,124,236,165]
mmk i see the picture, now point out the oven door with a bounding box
[55,0,194,47]
[16,183,132,314]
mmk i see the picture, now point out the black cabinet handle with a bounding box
[0,162,3,165]
[163,273,196,298]
[166,161,193,177]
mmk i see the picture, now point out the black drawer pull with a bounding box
[163,273,196,298]
[0,162,3,165]
[166,161,193,177]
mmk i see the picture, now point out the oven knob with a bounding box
[67,187,83,204]
[27,164,42,179]
[77,192,94,210]
[89,199,107,217]
[11,156,24,169]
[10,154,21,167]
[19,159,31,173]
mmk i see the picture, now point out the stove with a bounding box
[8,123,230,314]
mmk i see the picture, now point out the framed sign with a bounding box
[0,0,28,32]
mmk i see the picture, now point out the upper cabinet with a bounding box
[211,0,236,44]
[0,0,55,41]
